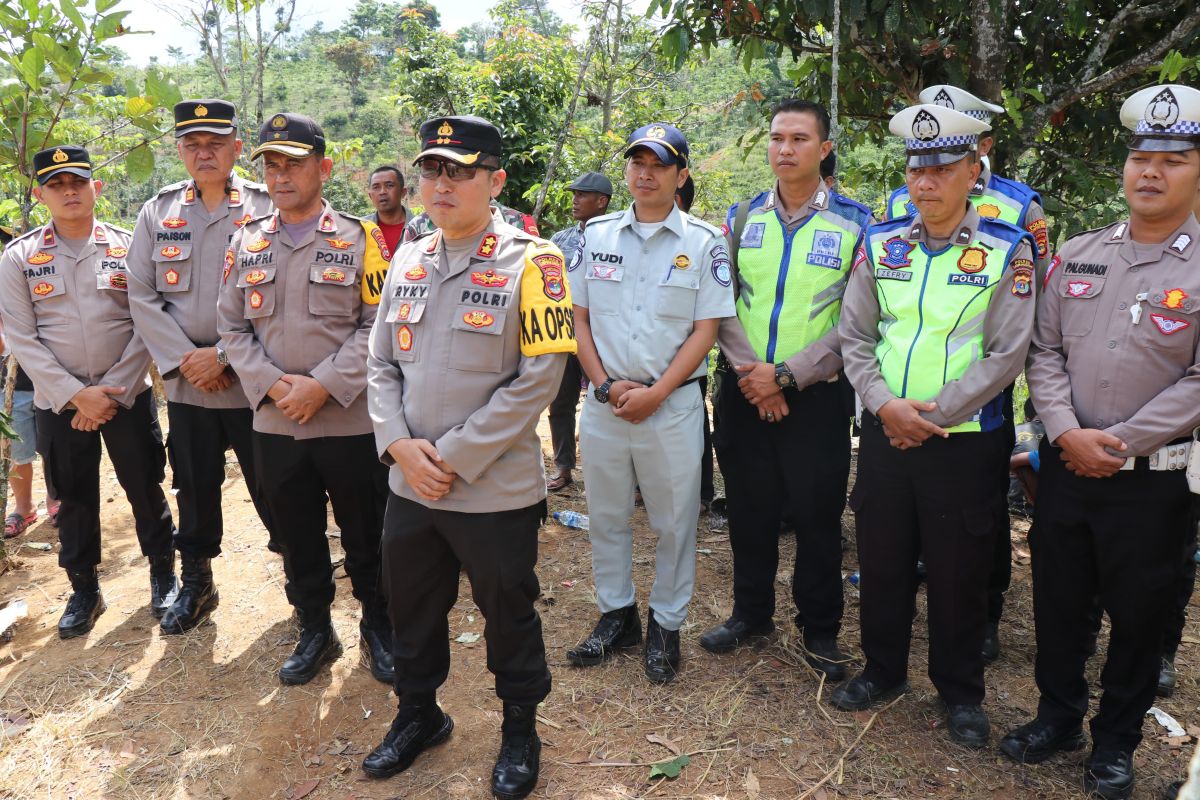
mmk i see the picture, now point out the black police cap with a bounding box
[624,123,689,167]
[32,145,92,185]
[174,99,238,138]
[414,116,502,166]
[251,112,326,160]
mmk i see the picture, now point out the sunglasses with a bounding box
[416,158,495,182]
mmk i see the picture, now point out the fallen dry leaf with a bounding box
[744,766,761,798]
[646,732,681,755]
[287,778,320,799]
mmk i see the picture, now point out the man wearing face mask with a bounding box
[126,99,277,635]
[1001,85,1200,800]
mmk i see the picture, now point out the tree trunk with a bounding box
[968,0,1008,169]
[254,0,265,127]
[600,0,623,134]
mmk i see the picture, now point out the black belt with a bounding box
[620,376,702,389]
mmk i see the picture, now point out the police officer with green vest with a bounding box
[835,104,1037,748]
[886,85,1051,661]
[699,100,869,681]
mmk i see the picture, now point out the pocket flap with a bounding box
[236,266,277,288]
[309,265,358,286]
[387,299,426,324]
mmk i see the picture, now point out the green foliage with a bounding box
[648,754,690,780]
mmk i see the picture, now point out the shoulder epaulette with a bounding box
[686,215,723,237]
[105,223,133,236]
[830,191,872,220]
[1064,221,1124,244]
[583,210,623,227]
[8,226,43,245]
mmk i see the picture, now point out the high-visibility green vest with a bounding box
[728,190,870,363]
[886,173,1040,228]
[865,217,1029,433]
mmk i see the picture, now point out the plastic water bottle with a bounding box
[847,571,860,586]
[552,510,589,530]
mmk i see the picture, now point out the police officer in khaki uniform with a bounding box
[0,146,177,638]
[216,113,392,686]
[1000,85,1200,800]
[127,99,277,635]
[362,116,574,800]
[836,105,1037,747]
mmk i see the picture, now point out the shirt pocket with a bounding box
[307,264,358,317]
[584,263,624,315]
[28,274,66,304]
[654,268,700,321]
[1057,275,1107,337]
[237,267,277,319]
[1140,287,1199,352]
[153,242,193,292]
[386,300,425,363]
[449,305,508,373]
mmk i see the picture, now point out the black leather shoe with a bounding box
[945,704,990,748]
[362,701,454,779]
[278,618,342,685]
[58,568,105,639]
[566,604,641,666]
[828,673,908,711]
[998,718,1086,763]
[1158,656,1178,698]
[981,621,1000,663]
[1084,748,1135,800]
[360,622,396,685]
[805,638,848,682]
[644,611,680,684]
[698,617,774,653]
[160,557,219,634]
[148,553,179,620]
[492,703,541,799]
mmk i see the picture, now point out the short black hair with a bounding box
[675,174,695,212]
[369,165,405,187]
[820,151,837,180]
[770,99,831,141]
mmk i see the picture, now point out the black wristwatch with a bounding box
[216,345,229,367]
[774,363,794,389]
[594,377,615,404]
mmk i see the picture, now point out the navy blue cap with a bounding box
[32,146,92,185]
[174,99,238,138]
[251,112,326,159]
[623,123,688,167]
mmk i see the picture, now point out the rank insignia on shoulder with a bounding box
[234,214,253,228]
[1171,233,1192,253]
[476,233,498,259]
[405,265,428,280]
[246,237,270,253]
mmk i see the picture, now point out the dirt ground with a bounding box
[0,408,1197,800]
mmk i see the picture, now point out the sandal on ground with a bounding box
[547,472,573,492]
[4,510,37,539]
[47,500,61,528]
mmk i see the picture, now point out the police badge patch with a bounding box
[879,237,915,269]
[806,230,843,270]
[740,222,765,249]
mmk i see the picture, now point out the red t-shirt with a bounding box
[377,221,406,254]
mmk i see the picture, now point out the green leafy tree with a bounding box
[325,37,377,105]
[650,0,1200,233]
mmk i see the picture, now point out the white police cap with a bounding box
[889,104,991,168]
[1120,84,1200,152]
[918,85,1005,123]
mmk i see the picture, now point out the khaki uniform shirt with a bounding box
[839,206,1037,428]
[568,204,735,384]
[126,176,272,408]
[0,222,151,412]
[217,202,391,439]
[367,221,576,512]
[1028,215,1200,455]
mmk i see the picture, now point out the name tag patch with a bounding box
[948,273,989,288]
[875,268,912,281]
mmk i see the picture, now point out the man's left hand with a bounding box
[614,385,665,424]
[179,347,227,388]
[275,374,330,424]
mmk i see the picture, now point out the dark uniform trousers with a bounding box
[547,355,583,472]
[1163,501,1199,661]
[986,386,1018,623]
[37,388,174,571]
[851,413,1005,705]
[382,494,552,706]
[713,367,849,637]
[252,432,387,614]
[1031,441,1191,751]
[166,402,275,558]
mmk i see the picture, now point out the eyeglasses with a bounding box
[416,158,494,182]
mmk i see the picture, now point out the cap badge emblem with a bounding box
[52,149,68,163]
[195,105,208,117]
[912,109,940,141]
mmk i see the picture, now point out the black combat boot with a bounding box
[148,553,179,620]
[278,609,341,685]
[160,557,219,634]
[362,695,454,779]
[58,567,106,639]
[492,702,541,799]
[359,599,395,685]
